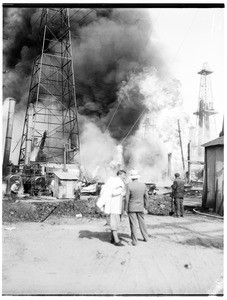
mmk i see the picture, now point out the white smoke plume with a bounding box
[79,116,124,182]
[120,67,189,182]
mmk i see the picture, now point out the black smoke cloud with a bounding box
[3,8,41,103]
[3,7,164,140]
[71,8,164,140]
[3,7,38,68]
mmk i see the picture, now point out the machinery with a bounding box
[35,131,47,162]
[21,163,47,196]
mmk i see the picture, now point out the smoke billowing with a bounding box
[120,70,189,183]
[3,7,164,136]
[3,8,41,105]
[3,7,189,181]
[71,9,165,140]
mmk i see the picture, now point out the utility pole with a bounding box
[187,141,191,182]
[177,119,185,171]
[168,153,172,178]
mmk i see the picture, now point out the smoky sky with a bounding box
[3,7,165,140]
[3,8,39,68]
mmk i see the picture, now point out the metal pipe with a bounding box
[168,153,172,178]
[3,98,16,176]
[25,104,33,165]
[187,141,191,182]
[63,143,68,172]
[177,119,185,171]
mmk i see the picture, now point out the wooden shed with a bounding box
[202,136,224,216]
[53,171,80,199]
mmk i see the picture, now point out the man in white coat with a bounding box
[97,170,126,246]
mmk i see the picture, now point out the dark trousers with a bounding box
[11,191,18,201]
[174,197,184,216]
[128,212,148,245]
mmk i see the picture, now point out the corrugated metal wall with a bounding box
[203,145,224,216]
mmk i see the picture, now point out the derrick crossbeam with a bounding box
[19,8,80,165]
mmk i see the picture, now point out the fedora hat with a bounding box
[130,169,140,179]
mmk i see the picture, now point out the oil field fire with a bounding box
[2,4,224,296]
[2,6,223,215]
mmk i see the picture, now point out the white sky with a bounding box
[149,7,224,131]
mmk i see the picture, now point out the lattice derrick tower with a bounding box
[142,112,156,139]
[193,63,217,133]
[142,115,151,138]
[19,8,80,166]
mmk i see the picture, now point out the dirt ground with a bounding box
[2,211,223,296]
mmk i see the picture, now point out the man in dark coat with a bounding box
[171,173,185,217]
[125,170,149,246]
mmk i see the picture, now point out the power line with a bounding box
[169,11,198,68]
[104,17,155,134]
[104,98,123,134]
[120,108,146,145]
[12,137,22,153]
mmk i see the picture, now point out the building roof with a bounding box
[202,136,224,147]
[54,171,79,180]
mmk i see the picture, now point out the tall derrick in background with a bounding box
[142,115,152,138]
[193,63,218,155]
[142,112,156,138]
[18,8,80,166]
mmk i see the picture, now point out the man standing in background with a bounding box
[125,170,149,246]
[171,173,185,217]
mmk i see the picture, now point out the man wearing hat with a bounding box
[171,173,185,217]
[125,170,149,246]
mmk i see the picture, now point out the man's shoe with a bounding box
[114,241,124,246]
[131,242,138,246]
[180,215,184,217]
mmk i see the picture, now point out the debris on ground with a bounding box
[76,213,82,218]
[146,194,172,215]
[2,197,105,223]
[184,263,192,269]
[40,206,58,222]
[4,227,16,231]
[2,192,217,223]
